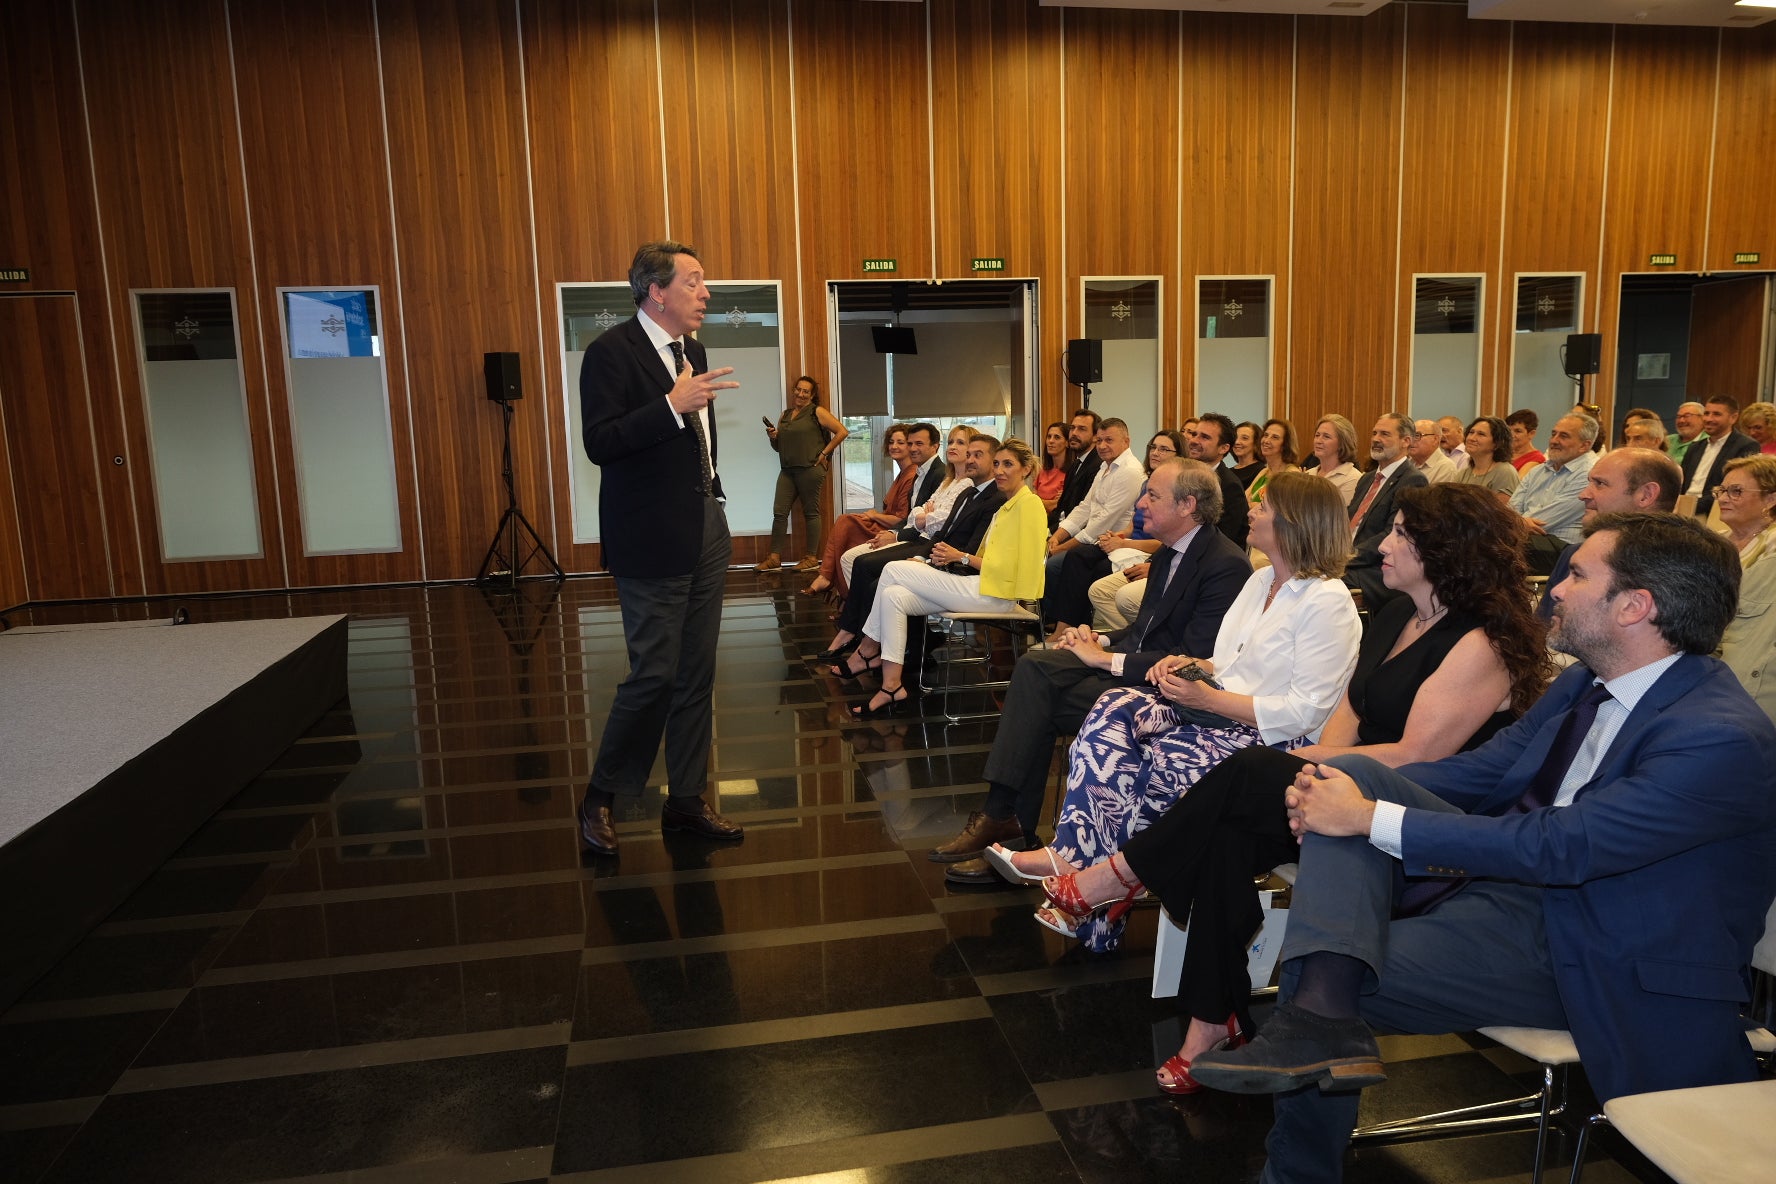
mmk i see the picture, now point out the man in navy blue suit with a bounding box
[1192,512,1776,1183]
[574,241,746,856]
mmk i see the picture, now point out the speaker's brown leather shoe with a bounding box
[577,800,618,857]
[927,811,1024,862]
[662,796,745,840]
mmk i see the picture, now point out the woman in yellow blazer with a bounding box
[850,439,1047,718]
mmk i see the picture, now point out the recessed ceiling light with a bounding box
[1733,1,1776,9]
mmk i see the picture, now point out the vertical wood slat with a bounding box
[1707,21,1776,273]
[77,0,290,595]
[378,0,548,582]
[230,0,424,588]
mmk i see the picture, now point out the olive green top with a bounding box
[775,406,828,469]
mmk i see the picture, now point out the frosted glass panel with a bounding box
[134,290,262,561]
[1409,277,1482,423]
[561,285,631,544]
[1198,278,1272,426]
[281,289,400,554]
[1511,276,1584,436]
[1084,278,1160,441]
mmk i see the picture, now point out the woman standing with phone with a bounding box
[759,375,847,572]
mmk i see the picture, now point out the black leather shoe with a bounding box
[576,800,618,857]
[662,797,745,840]
[1188,1002,1385,1094]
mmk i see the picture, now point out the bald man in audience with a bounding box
[1408,418,1457,483]
[1535,447,1683,621]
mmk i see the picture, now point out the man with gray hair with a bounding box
[1668,401,1705,464]
[934,458,1251,880]
[1620,414,1669,452]
[1408,418,1457,483]
[1341,413,1427,608]
[1509,412,1600,576]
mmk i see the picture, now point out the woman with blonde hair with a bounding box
[987,472,1361,950]
[1307,414,1361,504]
[1714,455,1776,568]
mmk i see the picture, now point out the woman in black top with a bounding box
[1036,483,1553,1093]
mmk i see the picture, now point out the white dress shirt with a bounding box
[1106,525,1200,677]
[636,312,715,468]
[1058,447,1145,541]
[1207,568,1363,743]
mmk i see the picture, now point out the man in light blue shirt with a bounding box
[1509,412,1598,575]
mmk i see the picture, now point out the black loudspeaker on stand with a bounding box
[477,352,564,588]
[1067,338,1102,409]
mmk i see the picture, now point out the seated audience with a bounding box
[838,424,974,590]
[1051,410,1103,528]
[838,440,1047,719]
[1341,413,1427,609]
[1741,401,1776,455]
[1668,401,1705,463]
[1408,418,1457,483]
[1573,401,1607,450]
[1506,408,1544,471]
[1186,415,1255,552]
[1229,421,1264,489]
[931,458,1251,880]
[1509,412,1600,575]
[1619,414,1668,452]
[1713,455,1776,567]
[1436,416,1469,469]
[1034,421,1073,513]
[1246,418,1300,505]
[1307,414,1362,504]
[986,473,1361,950]
[1046,419,1144,580]
[1038,484,1550,1093]
[803,423,919,596]
[1042,431,1183,630]
[1191,515,1776,1184]
[817,430,995,664]
[1682,395,1761,517]
[1453,415,1519,499]
[1535,447,1683,621]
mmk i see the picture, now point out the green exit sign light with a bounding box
[862,258,897,273]
[1649,253,1678,267]
[1735,252,1761,265]
[972,257,1005,272]
[0,268,27,282]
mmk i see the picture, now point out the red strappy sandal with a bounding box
[1033,853,1142,939]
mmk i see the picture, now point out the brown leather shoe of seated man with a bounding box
[577,799,619,857]
[662,796,745,840]
[928,810,1023,862]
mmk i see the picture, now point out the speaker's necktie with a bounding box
[667,341,713,495]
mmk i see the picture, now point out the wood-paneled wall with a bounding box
[1,0,1772,608]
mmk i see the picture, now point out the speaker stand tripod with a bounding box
[477,398,563,588]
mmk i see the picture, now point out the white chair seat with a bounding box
[1603,1079,1776,1184]
[1477,1026,1581,1066]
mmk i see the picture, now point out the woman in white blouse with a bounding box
[988,472,1361,952]
[837,423,977,590]
[1309,414,1362,505]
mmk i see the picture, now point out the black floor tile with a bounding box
[0,1126,81,1184]
[20,928,235,1005]
[0,1008,174,1104]
[989,977,1178,1083]
[41,1046,566,1184]
[105,861,289,923]
[551,1019,1038,1172]
[1051,1095,1273,1184]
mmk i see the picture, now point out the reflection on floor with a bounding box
[0,574,1667,1183]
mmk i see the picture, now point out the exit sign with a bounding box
[1649,253,1678,267]
[972,257,1005,272]
[1735,252,1761,265]
[862,258,897,273]
[0,268,26,282]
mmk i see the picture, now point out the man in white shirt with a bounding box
[1192,514,1776,1184]
[1679,395,1761,517]
[1508,413,1599,575]
[1408,419,1456,483]
[1436,416,1469,469]
[1047,418,1144,581]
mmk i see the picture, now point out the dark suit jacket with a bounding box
[1680,430,1760,517]
[893,458,949,542]
[1106,524,1252,683]
[1214,462,1251,551]
[581,316,719,578]
[1396,656,1776,1102]
[928,482,1007,569]
[1054,450,1103,523]
[1342,462,1428,606]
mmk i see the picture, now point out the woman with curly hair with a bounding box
[1455,415,1520,500]
[1029,482,1552,1094]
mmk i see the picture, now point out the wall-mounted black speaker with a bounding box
[1067,338,1102,385]
[1564,333,1601,376]
[484,351,522,402]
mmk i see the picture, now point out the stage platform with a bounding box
[0,615,348,1010]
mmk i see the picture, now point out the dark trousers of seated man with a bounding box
[978,647,1123,839]
[835,540,930,637]
[1260,754,1567,1184]
[1042,542,1114,629]
[1523,531,1568,578]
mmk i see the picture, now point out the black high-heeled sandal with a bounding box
[813,637,860,664]
[831,651,882,680]
[851,684,910,720]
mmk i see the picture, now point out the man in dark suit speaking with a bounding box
[934,457,1253,881]
[574,240,745,856]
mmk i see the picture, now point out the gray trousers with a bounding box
[1262,755,1568,1184]
[590,497,730,802]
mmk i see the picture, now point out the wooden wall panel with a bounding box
[1176,12,1295,416]
[78,0,289,595]
[0,296,113,601]
[379,0,546,581]
[1396,3,1509,414]
[1595,25,1721,412]
[930,0,1063,424]
[523,0,665,574]
[1288,9,1404,432]
[231,0,424,588]
[793,0,933,405]
[1064,7,1182,420]
[0,3,141,601]
[1708,22,1776,273]
[1688,277,1768,402]
[0,417,24,611]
